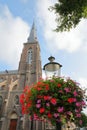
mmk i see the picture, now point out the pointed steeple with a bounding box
[27,22,38,43]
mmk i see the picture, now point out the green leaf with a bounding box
[50,0,87,32]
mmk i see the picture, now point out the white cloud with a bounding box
[36,0,87,53]
[0,5,30,69]
[78,77,87,90]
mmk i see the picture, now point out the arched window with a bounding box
[14,95,19,105]
[27,48,32,64]
[0,96,3,109]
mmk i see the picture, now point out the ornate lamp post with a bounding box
[43,56,62,130]
[43,56,62,78]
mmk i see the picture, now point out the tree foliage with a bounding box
[51,0,87,32]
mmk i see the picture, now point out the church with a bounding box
[0,22,46,130]
[0,21,78,130]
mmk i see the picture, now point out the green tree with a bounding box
[51,0,87,32]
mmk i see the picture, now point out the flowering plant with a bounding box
[20,77,87,126]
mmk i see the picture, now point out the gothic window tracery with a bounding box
[27,48,32,64]
[14,95,19,105]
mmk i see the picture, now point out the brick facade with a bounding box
[0,23,44,130]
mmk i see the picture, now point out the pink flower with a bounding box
[57,107,64,113]
[36,104,41,108]
[37,99,41,103]
[73,98,76,102]
[73,90,78,96]
[75,109,79,113]
[64,87,70,92]
[33,114,39,120]
[81,101,86,106]
[76,102,81,107]
[76,113,81,117]
[46,102,50,107]
[54,113,59,118]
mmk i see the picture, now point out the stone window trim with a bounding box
[14,95,19,105]
[27,48,33,64]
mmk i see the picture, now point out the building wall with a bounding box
[0,36,42,130]
[0,72,21,130]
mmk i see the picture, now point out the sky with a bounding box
[0,0,87,91]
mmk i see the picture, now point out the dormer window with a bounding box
[27,48,32,64]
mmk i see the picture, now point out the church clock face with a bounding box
[27,48,32,64]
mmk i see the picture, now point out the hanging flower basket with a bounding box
[20,76,86,127]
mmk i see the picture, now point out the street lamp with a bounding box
[43,56,62,78]
[43,56,62,130]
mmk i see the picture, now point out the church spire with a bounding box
[27,21,38,43]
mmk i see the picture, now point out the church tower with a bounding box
[18,22,42,89]
[0,22,43,130]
